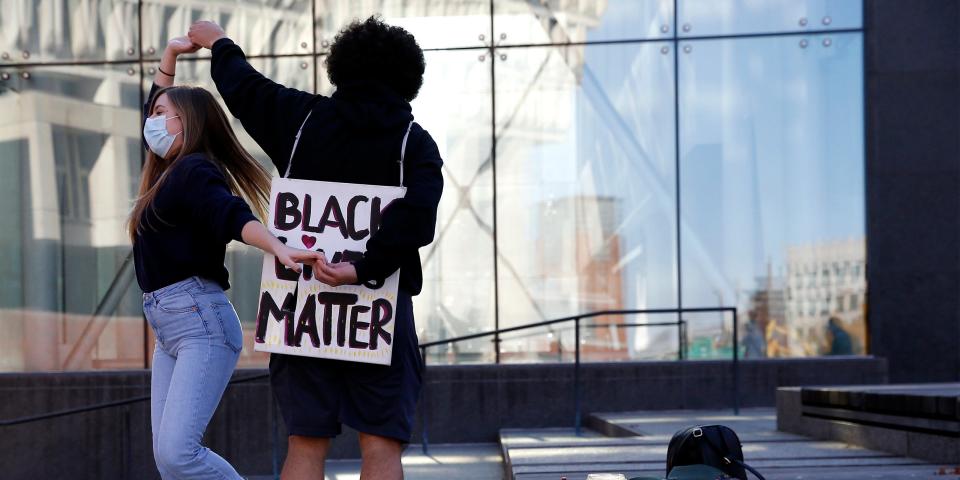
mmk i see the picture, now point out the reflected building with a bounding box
[0,0,867,371]
[785,237,867,355]
[745,266,787,358]
[0,65,144,371]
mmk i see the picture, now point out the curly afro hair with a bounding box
[325,16,425,102]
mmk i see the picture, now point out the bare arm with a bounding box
[240,220,325,273]
[154,37,201,88]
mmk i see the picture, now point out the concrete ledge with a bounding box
[778,386,960,463]
[803,404,960,435]
[583,413,638,438]
[801,383,960,420]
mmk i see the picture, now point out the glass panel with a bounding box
[679,33,865,359]
[315,0,490,51]
[140,0,313,59]
[678,0,862,37]
[0,64,145,371]
[682,311,735,360]
[0,0,139,63]
[499,324,575,363]
[586,313,684,362]
[495,42,678,362]
[496,314,685,364]
[0,139,25,371]
[316,54,333,95]
[142,56,314,368]
[495,0,673,45]
[407,49,495,361]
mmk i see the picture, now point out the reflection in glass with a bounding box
[680,311,736,360]
[0,64,144,371]
[678,0,862,37]
[498,324,575,364]
[495,0,673,45]
[493,314,688,364]
[406,50,495,363]
[495,42,678,362]
[140,0,313,58]
[315,0,490,51]
[679,33,865,358]
[0,0,139,63]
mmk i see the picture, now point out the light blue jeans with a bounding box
[143,276,244,480]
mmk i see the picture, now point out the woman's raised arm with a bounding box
[154,37,200,88]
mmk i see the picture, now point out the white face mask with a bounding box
[143,114,181,158]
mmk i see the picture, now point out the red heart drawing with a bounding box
[301,235,317,249]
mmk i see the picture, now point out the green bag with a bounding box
[629,464,733,480]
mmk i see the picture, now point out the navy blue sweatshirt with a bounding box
[134,83,258,293]
[209,38,443,295]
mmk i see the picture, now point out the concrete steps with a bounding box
[499,408,942,480]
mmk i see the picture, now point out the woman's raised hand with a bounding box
[166,36,201,56]
[189,21,228,49]
[155,36,198,86]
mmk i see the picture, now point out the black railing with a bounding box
[0,372,270,427]
[417,306,739,455]
[0,371,283,477]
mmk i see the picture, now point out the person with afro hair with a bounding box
[189,16,443,480]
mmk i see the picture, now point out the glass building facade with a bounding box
[0,0,865,371]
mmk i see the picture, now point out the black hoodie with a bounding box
[209,38,443,296]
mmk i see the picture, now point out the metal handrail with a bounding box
[419,307,734,349]
[417,306,739,455]
[0,373,270,427]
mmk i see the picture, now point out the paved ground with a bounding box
[248,442,504,480]
[250,409,960,479]
[502,409,955,479]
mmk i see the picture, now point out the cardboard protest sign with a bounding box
[254,178,404,366]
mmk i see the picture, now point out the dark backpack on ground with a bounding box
[665,425,765,480]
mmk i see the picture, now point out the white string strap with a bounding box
[284,109,314,178]
[286,111,412,189]
[399,120,414,188]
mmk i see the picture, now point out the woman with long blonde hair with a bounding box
[130,36,319,479]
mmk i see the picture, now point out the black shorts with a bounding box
[269,291,423,443]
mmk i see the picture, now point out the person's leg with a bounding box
[270,354,343,479]
[343,292,419,480]
[150,343,176,479]
[154,337,242,479]
[280,435,330,480]
[358,432,404,480]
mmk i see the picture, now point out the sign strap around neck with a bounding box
[399,120,414,188]
[285,110,414,190]
[284,109,314,179]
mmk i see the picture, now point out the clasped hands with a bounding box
[162,21,229,56]
[276,246,359,288]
